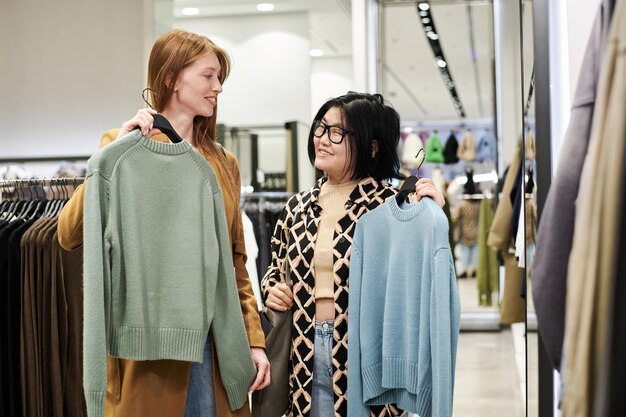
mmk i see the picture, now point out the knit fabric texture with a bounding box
[314,180,357,300]
[82,130,255,417]
[347,197,460,417]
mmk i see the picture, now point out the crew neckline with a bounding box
[138,132,192,155]
[387,195,429,221]
[322,179,359,191]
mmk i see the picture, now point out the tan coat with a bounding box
[562,1,626,415]
[58,129,265,417]
[487,145,525,324]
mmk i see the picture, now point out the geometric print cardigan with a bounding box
[261,177,403,417]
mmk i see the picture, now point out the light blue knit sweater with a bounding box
[347,197,460,417]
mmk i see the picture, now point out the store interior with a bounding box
[1,0,617,416]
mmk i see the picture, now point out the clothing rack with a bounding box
[0,177,85,187]
[242,191,293,199]
[0,156,90,164]
[461,193,493,200]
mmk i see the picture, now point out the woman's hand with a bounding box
[248,347,271,393]
[116,108,161,139]
[415,178,445,207]
[266,282,293,312]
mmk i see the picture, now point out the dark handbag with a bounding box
[251,271,292,417]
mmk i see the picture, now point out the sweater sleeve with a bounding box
[58,129,118,251]
[347,228,370,417]
[210,188,256,411]
[82,170,111,417]
[430,247,460,417]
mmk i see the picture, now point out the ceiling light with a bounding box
[403,127,414,133]
[427,33,440,40]
[309,49,324,57]
[425,26,433,32]
[257,3,275,12]
[181,7,199,16]
[437,59,447,68]
[422,18,431,24]
[419,10,428,17]
[418,3,430,11]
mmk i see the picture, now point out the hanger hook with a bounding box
[142,88,156,110]
[414,148,426,170]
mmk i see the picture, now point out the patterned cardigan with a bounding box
[261,177,403,417]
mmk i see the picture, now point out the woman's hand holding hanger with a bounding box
[117,108,162,139]
[413,178,445,207]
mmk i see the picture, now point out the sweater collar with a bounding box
[305,176,389,212]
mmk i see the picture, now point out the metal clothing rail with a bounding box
[0,156,90,164]
[242,191,293,199]
[0,177,85,188]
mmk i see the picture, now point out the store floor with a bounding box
[407,326,540,416]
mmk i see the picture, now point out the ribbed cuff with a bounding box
[362,362,384,401]
[224,377,253,411]
[85,390,105,417]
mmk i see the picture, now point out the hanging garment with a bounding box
[347,197,459,417]
[500,252,525,324]
[457,131,477,162]
[515,198,537,269]
[452,200,480,246]
[58,129,264,417]
[431,167,446,194]
[425,132,445,163]
[488,145,521,251]
[81,130,255,417]
[562,1,626,416]
[477,198,498,307]
[525,130,536,160]
[21,217,56,417]
[241,211,262,310]
[605,136,626,417]
[475,134,497,163]
[2,218,35,417]
[0,184,88,417]
[261,177,402,417]
[487,145,525,323]
[531,0,613,370]
[401,133,425,168]
[443,133,459,164]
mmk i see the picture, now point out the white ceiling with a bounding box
[382,1,494,123]
[172,0,499,123]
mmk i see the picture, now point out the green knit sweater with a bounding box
[82,130,255,417]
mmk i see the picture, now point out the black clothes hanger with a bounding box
[152,114,184,144]
[396,148,425,204]
[141,88,184,144]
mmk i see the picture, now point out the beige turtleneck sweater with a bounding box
[314,180,357,319]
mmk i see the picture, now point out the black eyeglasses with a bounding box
[313,120,353,144]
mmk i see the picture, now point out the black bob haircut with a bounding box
[307,92,403,183]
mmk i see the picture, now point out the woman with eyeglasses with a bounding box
[261,92,444,417]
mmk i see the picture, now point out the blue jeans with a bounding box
[185,334,216,417]
[311,320,334,417]
[459,243,478,271]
